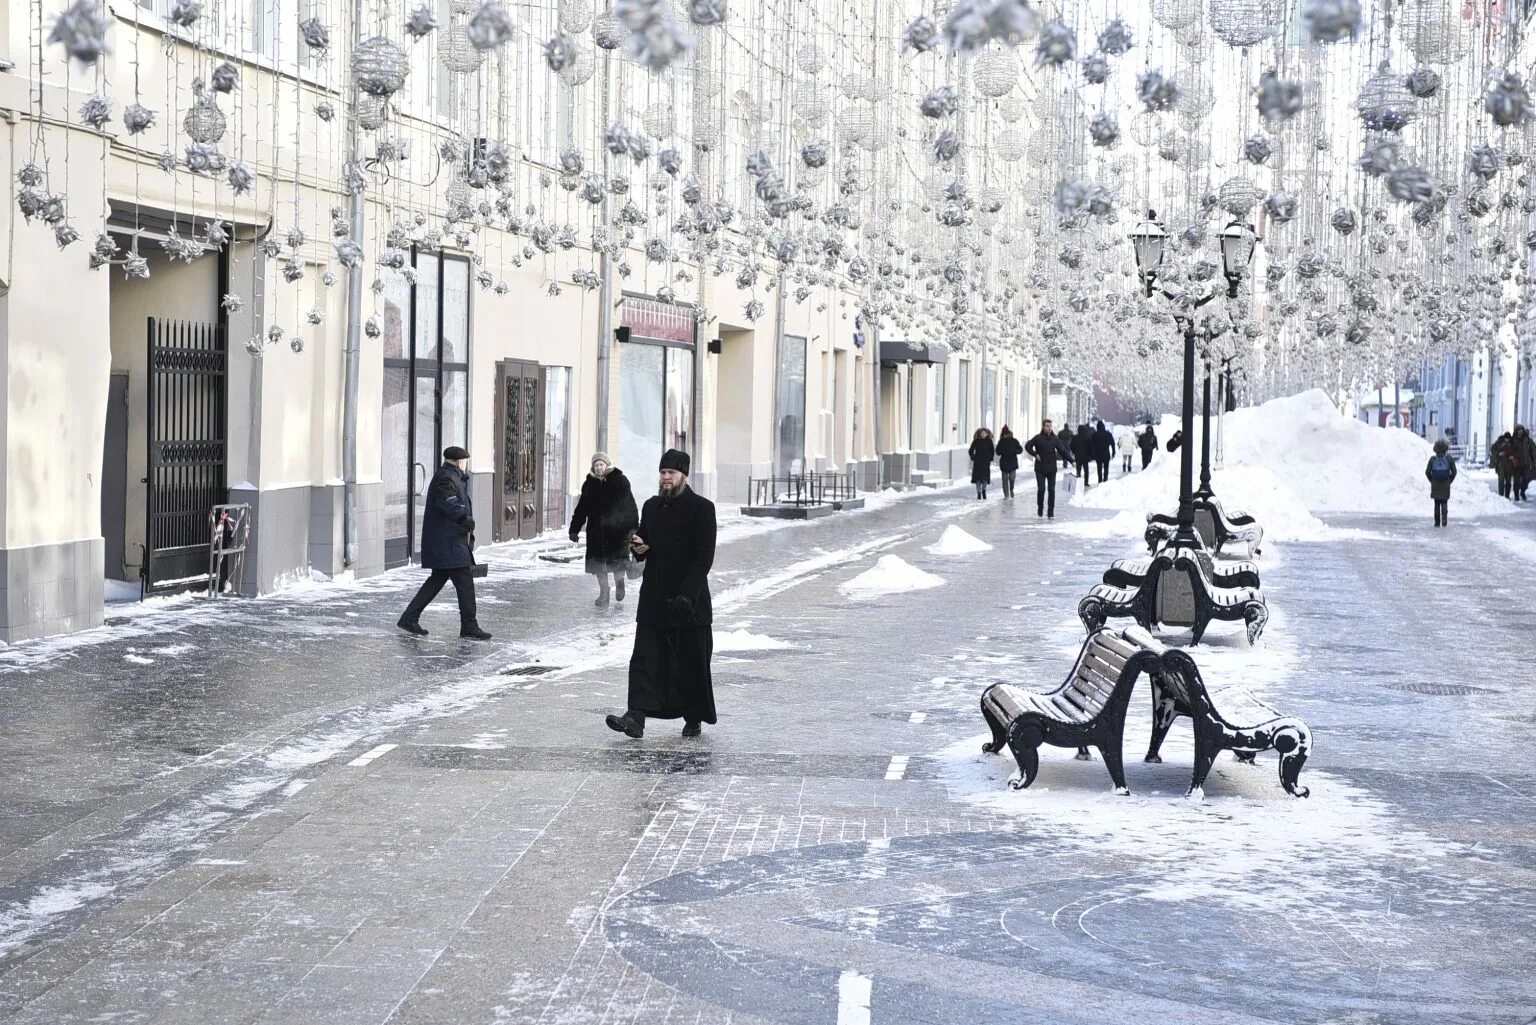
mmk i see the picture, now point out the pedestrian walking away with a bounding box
[995,426,1023,499]
[1024,419,1064,518]
[1137,425,1158,469]
[397,446,492,639]
[1512,425,1536,502]
[968,427,996,499]
[606,449,718,740]
[569,452,640,607]
[1092,419,1114,483]
[1070,422,1093,486]
[1426,439,1457,527]
[1118,428,1136,473]
[1492,431,1514,499]
[1167,429,1185,453]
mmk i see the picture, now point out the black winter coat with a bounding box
[1092,422,1114,461]
[1024,431,1063,473]
[1167,430,1184,453]
[634,485,717,629]
[1514,429,1536,473]
[995,436,1023,473]
[968,436,996,484]
[1137,429,1158,453]
[1070,428,1094,461]
[420,463,474,570]
[1425,453,1458,502]
[570,469,640,575]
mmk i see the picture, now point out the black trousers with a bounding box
[1498,472,1511,497]
[402,567,477,624]
[1074,458,1090,481]
[1517,474,1531,500]
[1140,450,1153,469]
[1035,469,1057,515]
[1433,500,1448,526]
[1122,455,1133,472]
[1001,470,1016,497]
[1096,458,1109,483]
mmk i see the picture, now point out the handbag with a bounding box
[625,550,644,581]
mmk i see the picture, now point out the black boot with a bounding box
[682,721,702,737]
[615,575,626,602]
[460,621,492,640]
[397,617,428,636]
[606,711,644,738]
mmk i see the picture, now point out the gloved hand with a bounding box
[569,529,580,543]
[460,516,475,533]
[667,594,697,624]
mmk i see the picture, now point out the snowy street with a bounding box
[1,477,1534,1025]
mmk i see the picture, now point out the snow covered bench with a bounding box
[1145,498,1264,559]
[979,627,1167,794]
[1103,551,1260,591]
[1078,549,1268,646]
[1147,643,1312,798]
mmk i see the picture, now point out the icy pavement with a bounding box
[1,483,1534,1024]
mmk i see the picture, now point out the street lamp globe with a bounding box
[1129,211,1167,293]
[1218,219,1259,290]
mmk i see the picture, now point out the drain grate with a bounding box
[498,664,561,677]
[1386,681,1497,696]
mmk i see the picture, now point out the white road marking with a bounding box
[884,755,909,780]
[347,743,397,767]
[837,970,872,1025]
[908,711,927,724]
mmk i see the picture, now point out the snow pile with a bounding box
[713,629,794,652]
[1077,389,1512,523]
[924,525,993,555]
[838,555,945,599]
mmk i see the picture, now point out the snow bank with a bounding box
[1077,389,1512,524]
[104,579,141,603]
[838,555,945,599]
[924,525,993,555]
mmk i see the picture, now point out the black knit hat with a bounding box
[659,449,690,475]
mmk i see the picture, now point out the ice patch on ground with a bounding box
[713,629,794,652]
[1078,389,1513,525]
[924,525,992,555]
[839,555,945,599]
[1479,523,1536,565]
[123,653,154,665]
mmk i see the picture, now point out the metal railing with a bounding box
[747,471,858,508]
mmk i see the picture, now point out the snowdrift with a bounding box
[839,555,945,599]
[1075,389,1512,527]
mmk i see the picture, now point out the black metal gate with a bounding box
[145,317,227,594]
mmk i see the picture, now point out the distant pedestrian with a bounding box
[1137,425,1158,469]
[606,450,717,740]
[995,426,1023,499]
[1118,429,1136,473]
[1167,429,1185,453]
[1070,422,1093,485]
[1513,425,1536,501]
[1024,419,1063,518]
[1492,432,1515,499]
[1092,420,1114,483]
[397,446,491,640]
[569,453,640,607]
[1426,439,1457,527]
[968,427,995,500]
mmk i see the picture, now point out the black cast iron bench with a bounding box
[980,627,1166,794]
[1078,550,1267,646]
[1103,550,1260,591]
[1145,498,1264,558]
[1146,644,1312,798]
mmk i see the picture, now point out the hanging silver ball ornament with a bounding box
[994,128,1025,161]
[1264,191,1298,223]
[558,0,592,33]
[183,142,225,176]
[1080,52,1109,85]
[1096,17,1132,55]
[79,94,112,130]
[335,239,363,267]
[364,314,382,338]
[17,163,44,189]
[94,233,119,261]
[183,94,226,143]
[1357,63,1418,131]
[919,86,959,119]
[314,100,336,121]
[1136,69,1180,111]
[688,0,726,27]
[438,23,484,72]
[1034,20,1076,67]
[1217,176,1262,215]
[1256,69,1303,121]
[902,15,938,53]
[54,223,80,249]
[404,4,438,39]
[973,49,1019,97]
[1386,164,1435,205]
[49,1,111,64]
[267,324,284,344]
[1356,137,1401,177]
[1404,66,1440,99]
[352,37,410,97]
[1467,143,1502,181]
[357,94,389,131]
[1242,134,1273,164]
[659,148,681,175]
[543,34,575,72]
[168,0,202,27]
[155,151,177,173]
[591,12,628,49]
[227,160,255,194]
[1209,0,1281,48]
[299,16,330,53]
[559,147,583,175]
[290,336,306,353]
[1088,112,1119,147]
[1301,0,1360,43]
[1485,72,1534,128]
[1151,0,1200,29]
[1330,208,1357,234]
[282,255,305,283]
[208,63,238,95]
[615,0,693,73]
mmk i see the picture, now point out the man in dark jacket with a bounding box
[1092,420,1114,483]
[1070,422,1094,486]
[1137,425,1158,469]
[1024,419,1064,518]
[1513,424,1536,502]
[606,449,717,739]
[397,446,491,639]
[1492,432,1515,499]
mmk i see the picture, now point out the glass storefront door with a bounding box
[617,295,697,480]
[775,334,807,476]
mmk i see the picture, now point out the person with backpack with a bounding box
[1092,420,1114,483]
[1513,424,1536,502]
[1024,419,1064,518]
[995,425,1023,499]
[1492,432,1515,499]
[1137,425,1158,469]
[1425,439,1457,527]
[1118,429,1136,473]
[968,427,996,500]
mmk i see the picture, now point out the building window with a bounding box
[982,366,997,431]
[619,296,696,478]
[931,363,945,448]
[957,361,970,441]
[775,334,807,475]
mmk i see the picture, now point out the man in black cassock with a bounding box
[605,449,717,739]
